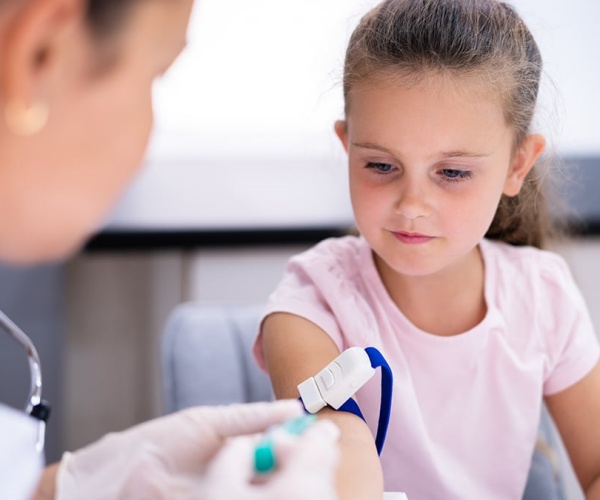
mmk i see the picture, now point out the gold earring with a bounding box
[4,100,49,136]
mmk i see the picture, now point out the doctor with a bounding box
[0,0,339,498]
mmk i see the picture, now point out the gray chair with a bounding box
[524,407,567,500]
[161,302,571,499]
[161,302,272,413]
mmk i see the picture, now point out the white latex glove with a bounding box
[57,400,339,500]
[199,420,339,500]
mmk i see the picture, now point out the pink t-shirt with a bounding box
[253,236,600,499]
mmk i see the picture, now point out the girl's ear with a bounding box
[503,134,546,197]
[1,0,84,134]
[334,120,349,152]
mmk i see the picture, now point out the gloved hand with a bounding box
[57,400,339,500]
[199,420,339,500]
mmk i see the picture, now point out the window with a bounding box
[107,0,600,229]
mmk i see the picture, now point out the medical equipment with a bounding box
[298,346,393,455]
[253,414,317,475]
[0,309,50,453]
[298,347,376,413]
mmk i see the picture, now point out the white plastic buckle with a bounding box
[297,347,376,413]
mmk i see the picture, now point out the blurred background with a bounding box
[0,0,598,488]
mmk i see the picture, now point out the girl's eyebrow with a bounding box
[352,142,491,159]
[352,142,394,154]
[439,150,492,159]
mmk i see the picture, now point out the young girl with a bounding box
[253,0,600,498]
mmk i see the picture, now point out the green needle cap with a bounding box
[254,439,276,474]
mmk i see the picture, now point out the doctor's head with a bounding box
[0,0,194,263]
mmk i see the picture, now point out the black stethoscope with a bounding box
[0,309,51,453]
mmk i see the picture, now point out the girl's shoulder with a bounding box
[289,235,369,274]
[482,237,568,271]
[481,238,577,299]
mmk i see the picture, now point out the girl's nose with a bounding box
[395,179,430,220]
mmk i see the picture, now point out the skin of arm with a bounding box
[545,361,600,499]
[31,463,59,500]
[262,312,384,500]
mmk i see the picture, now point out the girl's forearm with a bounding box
[31,462,59,500]
[322,408,384,500]
[336,436,384,500]
[586,475,600,500]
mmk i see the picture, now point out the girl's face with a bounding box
[0,0,194,262]
[336,77,543,281]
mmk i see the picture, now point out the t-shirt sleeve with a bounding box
[542,254,600,395]
[252,256,346,372]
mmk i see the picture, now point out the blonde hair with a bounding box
[343,0,558,248]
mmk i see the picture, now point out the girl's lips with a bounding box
[392,231,435,244]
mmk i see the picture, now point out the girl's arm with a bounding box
[31,463,59,500]
[545,361,600,499]
[261,312,384,500]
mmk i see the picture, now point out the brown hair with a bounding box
[0,0,140,36]
[86,0,141,39]
[343,0,558,248]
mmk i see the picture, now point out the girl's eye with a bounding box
[439,168,473,183]
[366,162,396,174]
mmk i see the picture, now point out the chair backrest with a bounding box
[161,303,273,414]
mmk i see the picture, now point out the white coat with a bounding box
[0,404,43,499]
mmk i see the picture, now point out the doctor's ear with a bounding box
[334,120,349,152]
[503,134,546,197]
[1,0,84,135]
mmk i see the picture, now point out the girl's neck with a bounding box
[375,246,486,336]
